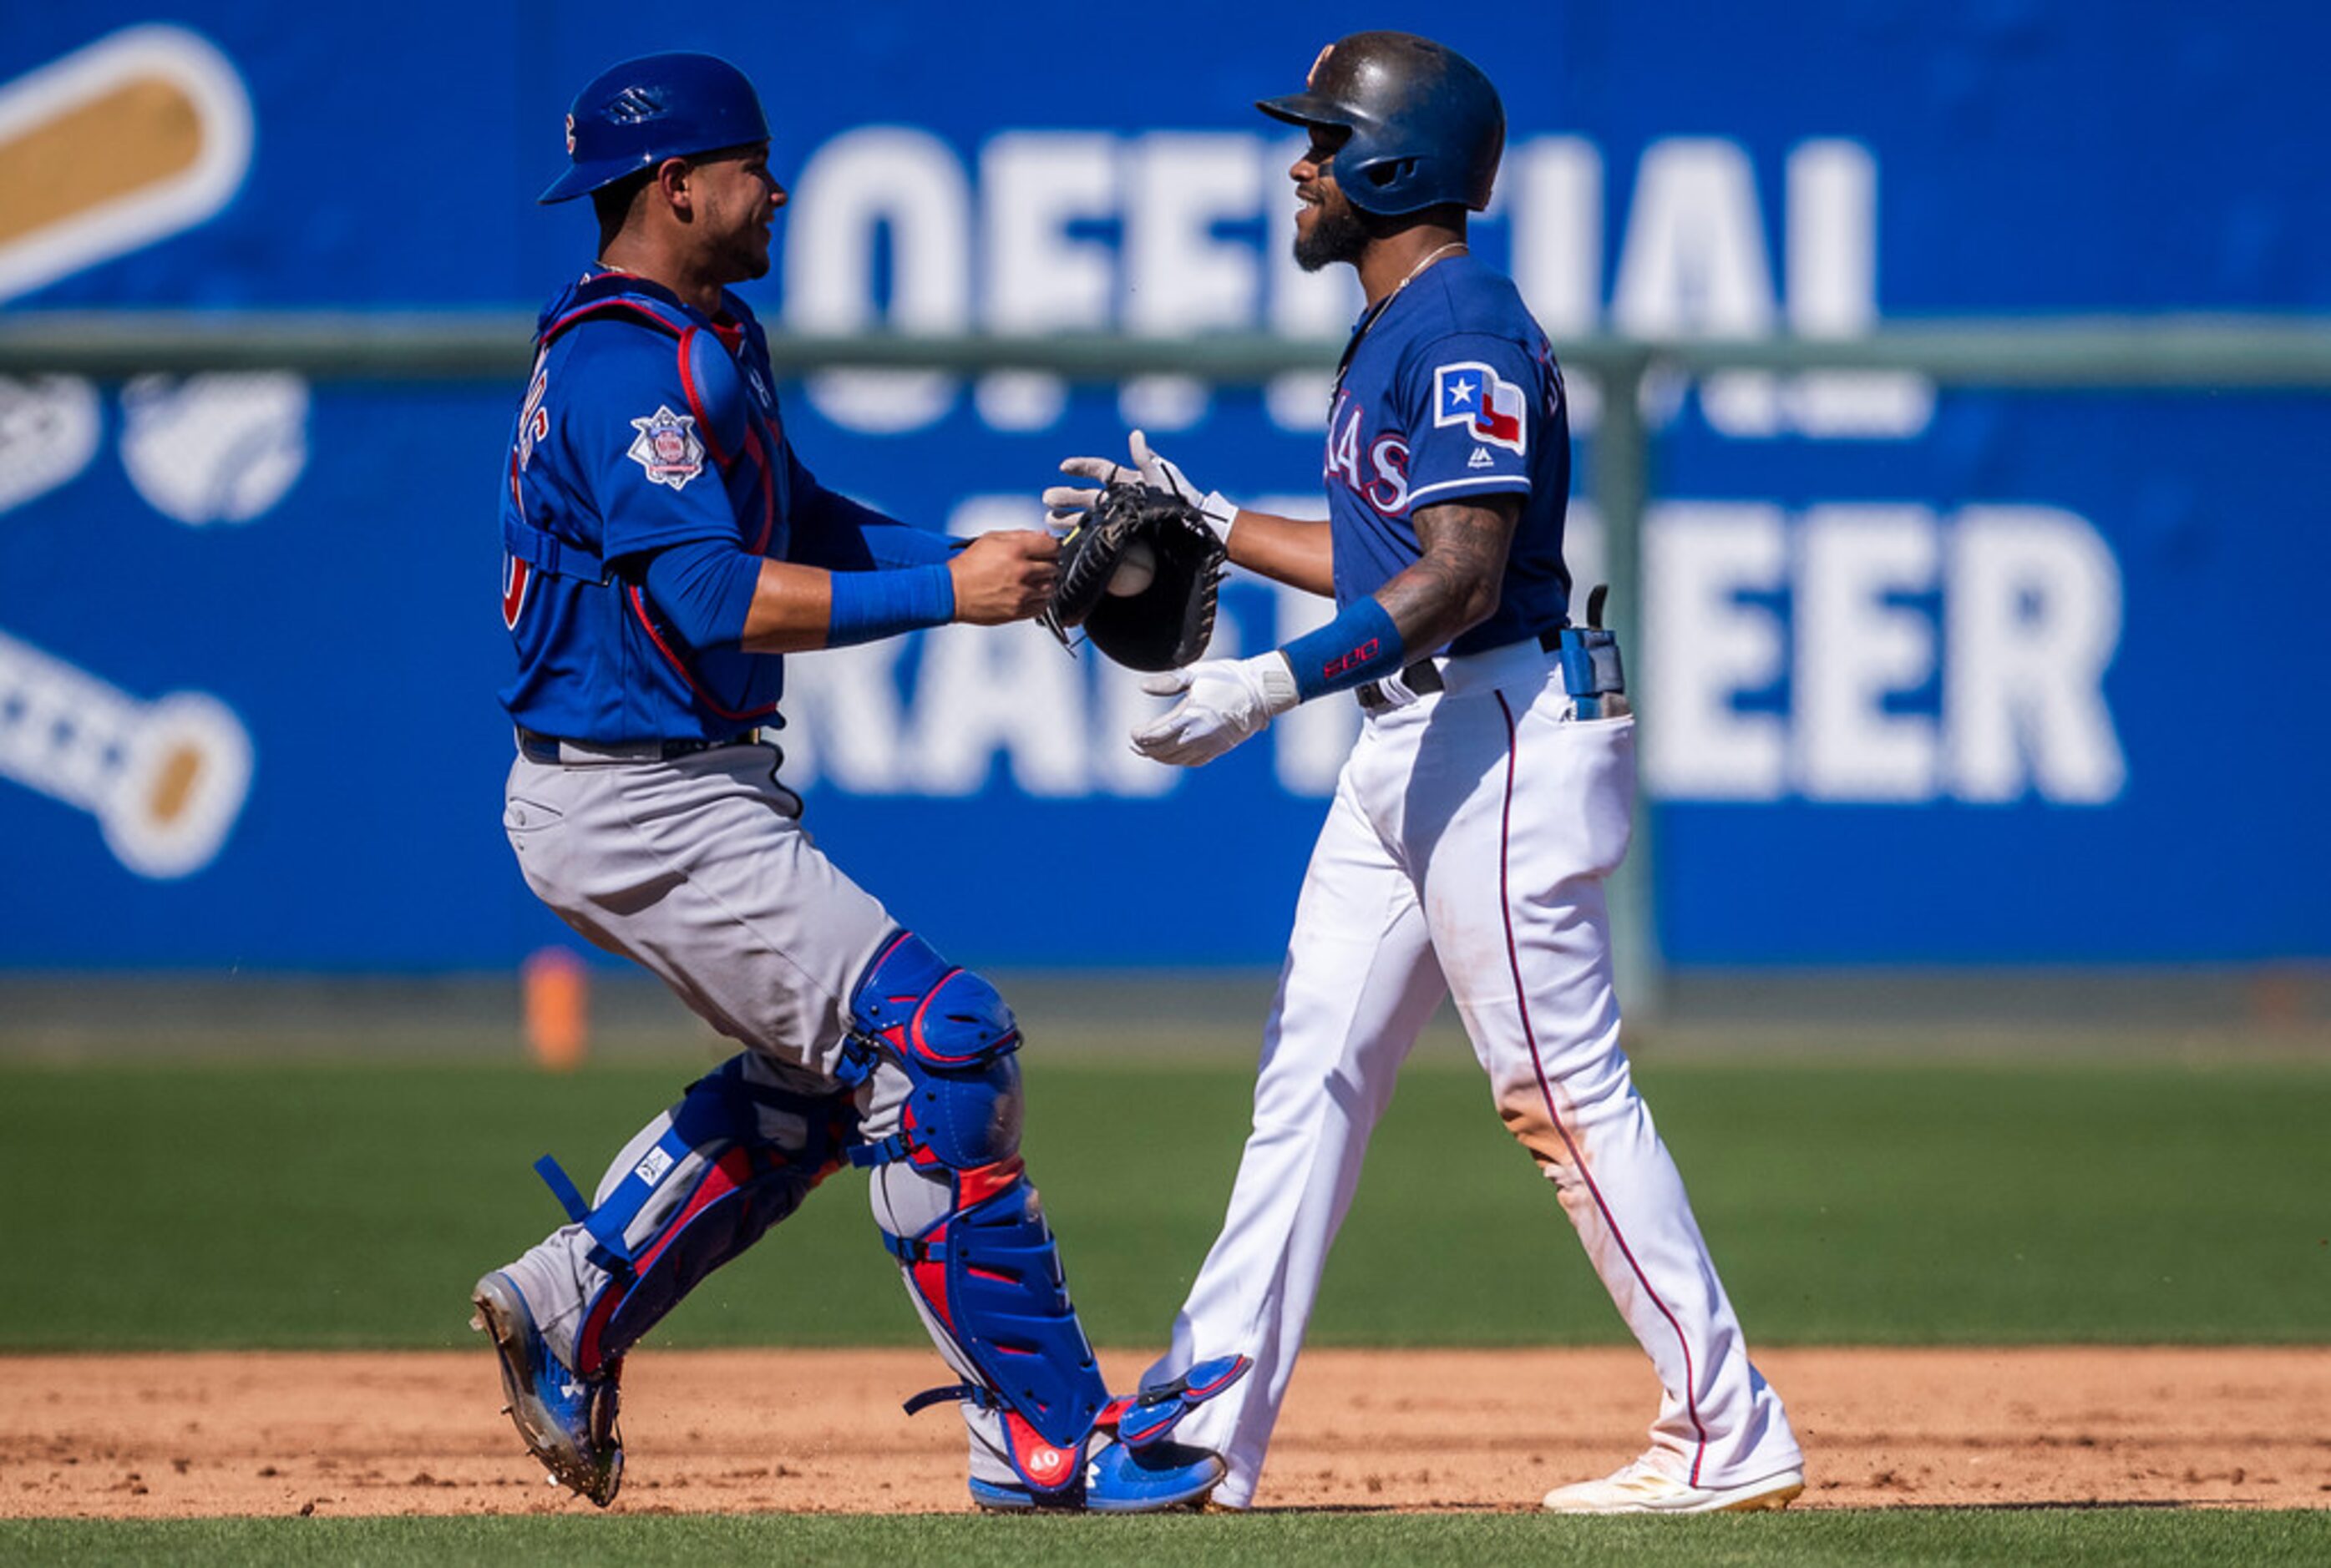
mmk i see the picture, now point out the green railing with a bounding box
[8,311,2327,1014]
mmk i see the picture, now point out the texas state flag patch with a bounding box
[1432,362,1528,456]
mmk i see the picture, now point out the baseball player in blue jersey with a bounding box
[1045,32,1804,1513]
[474,52,1244,1513]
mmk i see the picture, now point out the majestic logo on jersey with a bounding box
[1432,362,1527,456]
[626,406,706,490]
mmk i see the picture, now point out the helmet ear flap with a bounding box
[1366,157,1420,194]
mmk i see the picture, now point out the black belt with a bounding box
[516,726,761,765]
[1355,626,1563,713]
[1355,660,1443,712]
[1356,583,1629,717]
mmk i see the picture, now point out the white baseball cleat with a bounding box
[1541,1456,1805,1515]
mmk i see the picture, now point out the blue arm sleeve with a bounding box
[641,536,954,650]
[640,539,764,649]
[784,448,955,569]
[1279,595,1408,701]
[825,564,955,647]
[854,511,958,567]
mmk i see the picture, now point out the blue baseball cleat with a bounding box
[1082,1438,1229,1513]
[969,1439,1227,1514]
[469,1270,624,1506]
[966,1356,1249,1512]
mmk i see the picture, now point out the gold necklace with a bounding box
[1335,241,1469,387]
[1385,240,1467,301]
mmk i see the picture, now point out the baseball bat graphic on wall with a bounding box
[0,630,254,879]
[0,24,253,303]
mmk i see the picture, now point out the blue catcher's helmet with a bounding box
[1258,32,1505,216]
[539,53,770,205]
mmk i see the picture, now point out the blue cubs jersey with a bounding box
[1320,251,1572,656]
[499,270,943,742]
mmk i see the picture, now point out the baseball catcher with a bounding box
[474,50,1250,1515]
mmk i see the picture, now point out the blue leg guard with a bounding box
[848,929,1112,1497]
[535,1053,856,1376]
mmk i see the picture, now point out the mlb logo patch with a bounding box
[626,405,706,490]
[1432,362,1528,456]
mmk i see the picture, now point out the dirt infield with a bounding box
[3,1347,2326,1517]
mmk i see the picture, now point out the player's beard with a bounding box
[1294,189,1371,272]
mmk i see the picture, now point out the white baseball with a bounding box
[1107,539,1157,596]
[119,372,310,525]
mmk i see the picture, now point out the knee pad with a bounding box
[535,1053,856,1374]
[846,930,1108,1492]
[847,928,1023,1173]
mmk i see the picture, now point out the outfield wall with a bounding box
[1,3,2325,969]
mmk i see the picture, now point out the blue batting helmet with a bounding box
[1257,32,1505,216]
[539,53,770,205]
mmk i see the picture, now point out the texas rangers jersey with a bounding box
[1322,252,1572,656]
[499,270,936,743]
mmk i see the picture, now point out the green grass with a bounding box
[0,1054,2325,1352]
[3,1510,2328,1566]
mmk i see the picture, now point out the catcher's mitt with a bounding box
[1043,481,1228,672]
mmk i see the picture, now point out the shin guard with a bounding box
[849,929,1109,1495]
[535,1053,855,1375]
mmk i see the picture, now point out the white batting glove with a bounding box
[1130,652,1301,767]
[1040,454,1116,536]
[1129,431,1240,544]
[1041,430,1239,544]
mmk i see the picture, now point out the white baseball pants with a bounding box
[1147,639,1801,1506]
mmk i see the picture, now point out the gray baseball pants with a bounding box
[494,738,1020,1485]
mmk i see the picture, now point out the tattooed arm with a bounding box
[1129,493,1523,766]
[1375,494,1522,654]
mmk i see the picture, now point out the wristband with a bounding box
[1197,491,1239,546]
[1280,596,1406,702]
[825,563,955,648]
